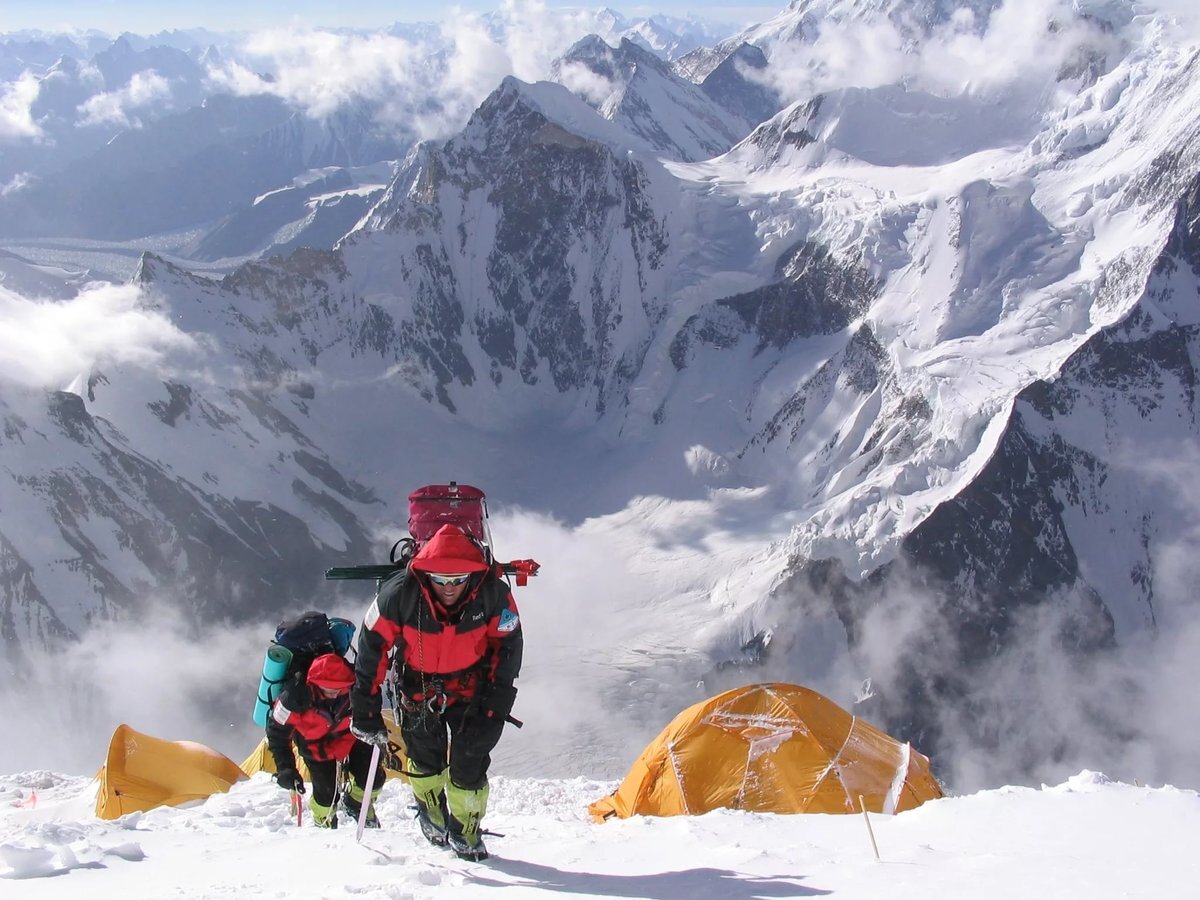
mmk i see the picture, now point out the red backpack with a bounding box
[325,482,539,586]
[399,482,491,563]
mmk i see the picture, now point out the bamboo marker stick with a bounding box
[859,794,880,861]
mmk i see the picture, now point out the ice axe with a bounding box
[356,743,382,842]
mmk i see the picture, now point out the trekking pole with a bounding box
[291,790,303,827]
[356,743,382,842]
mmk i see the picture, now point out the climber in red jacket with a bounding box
[350,524,523,861]
[267,652,385,828]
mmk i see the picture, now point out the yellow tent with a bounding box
[95,724,247,820]
[589,682,942,821]
[239,739,311,781]
[240,709,409,782]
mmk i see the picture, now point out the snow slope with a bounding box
[1,769,1195,898]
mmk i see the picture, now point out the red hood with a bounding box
[307,653,354,690]
[411,524,489,574]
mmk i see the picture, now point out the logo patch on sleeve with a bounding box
[271,703,292,725]
[497,609,520,633]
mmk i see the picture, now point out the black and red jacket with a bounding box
[266,676,355,768]
[351,525,523,719]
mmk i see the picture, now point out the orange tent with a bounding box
[589,682,942,821]
[95,724,247,820]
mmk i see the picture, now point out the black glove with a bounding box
[351,714,388,748]
[481,682,517,721]
[276,769,305,793]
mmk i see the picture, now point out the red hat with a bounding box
[307,653,354,690]
[411,524,489,575]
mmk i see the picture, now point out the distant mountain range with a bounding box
[3,1,1198,788]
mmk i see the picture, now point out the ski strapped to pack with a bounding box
[323,482,540,587]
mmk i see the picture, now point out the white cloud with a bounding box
[0,172,33,196]
[76,70,172,128]
[556,59,617,106]
[0,282,201,390]
[433,16,520,126]
[202,1,609,142]
[0,604,273,774]
[918,0,1096,94]
[0,71,43,142]
[205,28,430,131]
[491,0,600,83]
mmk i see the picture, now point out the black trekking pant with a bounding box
[402,701,506,790]
[298,739,385,808]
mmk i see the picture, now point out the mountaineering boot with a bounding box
[447,829,488,861]
[309,797,338,829]
[445,781,490,861]
[409,769,449,847]
[341,783,381,829]
[417,806,449,846]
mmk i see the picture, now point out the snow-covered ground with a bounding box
[2,769,1196,897]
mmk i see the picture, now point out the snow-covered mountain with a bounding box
[0,9,740,253]
[4,1,1200,791]
[0,31,111,79]
[0,271,381,662]
[551,36,761,161]
[586,8,734,59]
[734,0,1004,49]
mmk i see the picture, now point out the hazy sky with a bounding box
[1,1,785,34]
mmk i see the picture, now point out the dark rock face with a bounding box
[721,241,879,350]
[742,96,822,164]
[364,79,670,415]
[699,43,782,129]
[671,239,878,371]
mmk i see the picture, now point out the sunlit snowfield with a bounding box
[3,769,1197,898]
